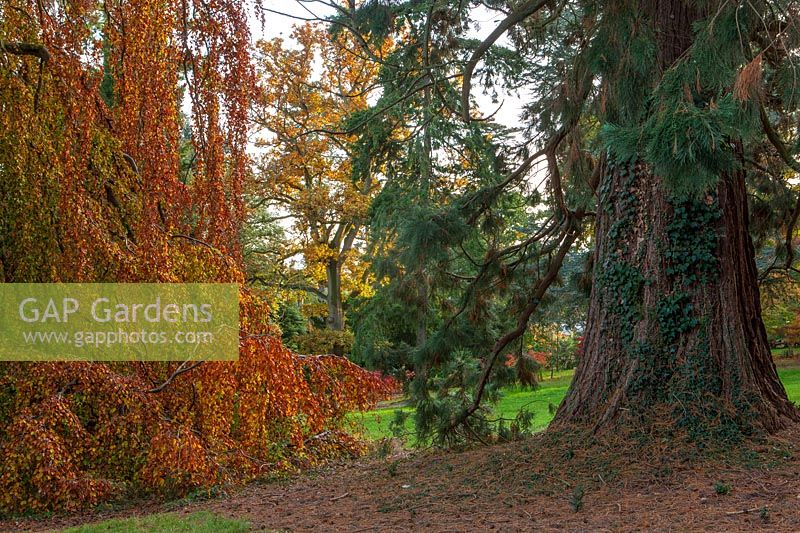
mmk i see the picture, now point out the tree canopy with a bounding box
[2,0,800,515]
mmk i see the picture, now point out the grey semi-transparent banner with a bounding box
[0,283,239,361]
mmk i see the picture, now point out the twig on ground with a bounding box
[725,506,765,515]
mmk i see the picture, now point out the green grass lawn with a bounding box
[353,366,800,442]
[58,511,250,532]
[779,366,800,401]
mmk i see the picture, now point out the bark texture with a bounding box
[555,163,798,433]
[554,0,798,436]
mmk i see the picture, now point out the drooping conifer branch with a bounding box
[460,0,553,122]
[759,103,800,175]
[448,218,582,432]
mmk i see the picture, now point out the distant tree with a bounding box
[251,23,387,331]
[273,302,309,350]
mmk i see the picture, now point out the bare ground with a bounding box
[4,423,800,532]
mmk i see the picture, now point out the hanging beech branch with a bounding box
[171,233,218,249]
[1,41,50,111]
[145,361,204,393]
[0,41,50,61]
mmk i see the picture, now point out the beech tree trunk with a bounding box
[326,258,345,331]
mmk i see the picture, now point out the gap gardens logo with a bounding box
[0,284,239,361]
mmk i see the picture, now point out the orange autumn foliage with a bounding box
[0,0,396,513]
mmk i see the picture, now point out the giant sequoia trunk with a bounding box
[555,163,798,434]
[553,0,798,436]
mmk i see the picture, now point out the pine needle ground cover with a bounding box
[5,360,800,532]
[13,408,800,532]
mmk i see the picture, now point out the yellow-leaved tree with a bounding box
[251,23,389,333]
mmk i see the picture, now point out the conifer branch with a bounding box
[757,102,800,277]
[784,198,800,271]
[461,0,552,122]
[758,103,800,174]
[440,214,561,332]
[547,148,567,216]
[448,218,582,432]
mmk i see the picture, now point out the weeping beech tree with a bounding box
[0,0,397,512]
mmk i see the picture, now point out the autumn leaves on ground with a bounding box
[3,0,800,531]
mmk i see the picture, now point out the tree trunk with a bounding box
[326,259,344,331]
[554,162,798,434]
[416,278,428,346]
[553,0,798,437]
